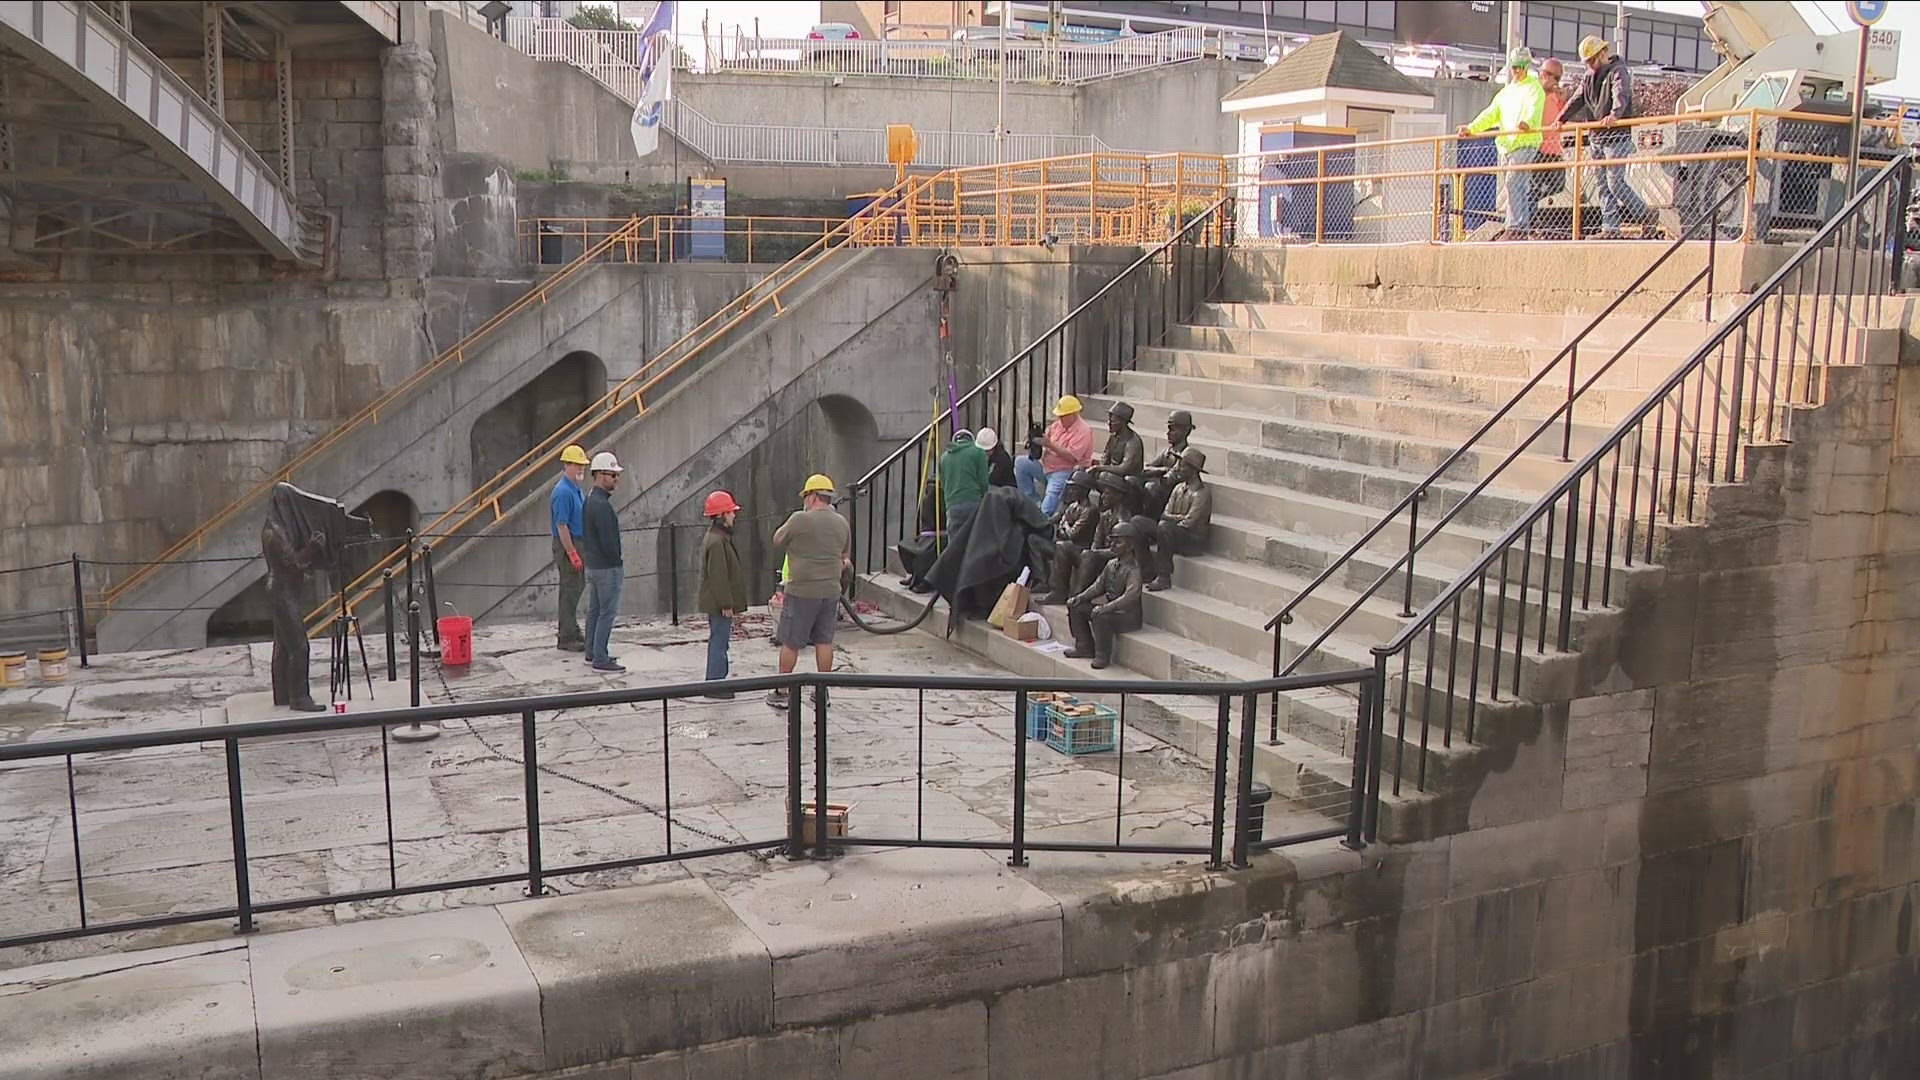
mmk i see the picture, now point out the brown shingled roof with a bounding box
[1222,31,1430,103]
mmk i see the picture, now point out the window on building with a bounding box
[1528,15,1552,51]
[1553,19,1576,55]
[1336,0,1367,26]
[1305,1,1336,24]
[1366,1,1393,30]
[1627,27,1650,63]
[1653,32,1674,66]
[1273,1,1306,19]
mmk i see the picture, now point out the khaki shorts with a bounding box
[777,594,839,648]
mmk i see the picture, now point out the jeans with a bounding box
[1502,147,1540,232]
[706,613,731,681]
[1589,138,1646,233]
[553,537,583,645]
[946,499,980,538]
[1014,455,1046,503]
[584,566,623,664]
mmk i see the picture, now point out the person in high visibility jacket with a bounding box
[1459,47,1547,238]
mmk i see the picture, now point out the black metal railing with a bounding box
[845,198,1233,576]
[1265,182,1746,701]
[1358,153,1911,809]
[0,660,1376,951]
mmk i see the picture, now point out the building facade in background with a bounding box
[822,1,988,39]
[985,1,1716,74]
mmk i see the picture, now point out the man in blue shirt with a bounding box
[550,444,589,652]
[580,451,627,673]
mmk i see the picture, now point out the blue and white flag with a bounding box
[629,1,675,158]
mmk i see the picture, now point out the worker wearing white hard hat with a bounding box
[580,451,626,672]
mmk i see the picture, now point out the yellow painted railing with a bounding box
[1233,107,1905,244]
[517,215,848,264]
[101,215,654,609]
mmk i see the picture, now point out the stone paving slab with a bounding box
[0,610,1229,972]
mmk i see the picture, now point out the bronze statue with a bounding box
[1090,401,1144,483]
[1142,410,1196,518]
[1147,448,1212,592]
[1066,520,1144,669]
[262,483,373,712]
[1033,468,1097,605]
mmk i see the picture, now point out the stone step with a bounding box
[1161,323,1688,392]
[1107,386,1622,484]
[1193,301,1715,357]
[1136,346,1656,427]
[1200,482,1497,572]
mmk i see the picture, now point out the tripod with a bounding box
[326,558,375,704]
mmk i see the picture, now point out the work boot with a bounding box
[1031,591,1061,606]
[289,696,327,713]
[1145,576,1171,592]
[1090,655,1113,670]
[557,640,585,653]
[1064,640,1096,659]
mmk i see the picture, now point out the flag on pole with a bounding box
[630,1,675,158]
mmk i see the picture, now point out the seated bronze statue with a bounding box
[1147,448,1212,592]
[1090,401,1144,483]
[1066,520,1144,669]
[1054,471,1141,602]
[1142,410,1196,519]
[1032,468,1097,605]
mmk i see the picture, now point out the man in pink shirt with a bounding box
[1015,394,1096,515]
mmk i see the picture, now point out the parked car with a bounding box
[802,21,862,65]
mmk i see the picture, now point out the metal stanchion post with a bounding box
[421,546,441,652]
[382,570,397,683]
[70,553,89,668]
[393,599,440,742]
[668,524,681,626]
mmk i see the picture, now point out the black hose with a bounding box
[839,588,941,635]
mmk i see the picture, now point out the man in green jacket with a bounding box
[1458,47,1547,238]
[938,429,991,538]
[697,489,751,700]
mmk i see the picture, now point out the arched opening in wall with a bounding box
[666,395,888,621]
[346,489,418,583]
[469,350,607,505]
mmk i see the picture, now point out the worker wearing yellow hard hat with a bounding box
[1560,32,1649,235]
[767,471,851,710]
[1015,394,1096,515]
[550,444,592,651]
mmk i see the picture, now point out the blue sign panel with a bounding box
[1847,0,1889,27]
[685,178,726,262]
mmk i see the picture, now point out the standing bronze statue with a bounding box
[262,483,373,712]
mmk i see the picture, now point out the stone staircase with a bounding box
[866,280,1732,838]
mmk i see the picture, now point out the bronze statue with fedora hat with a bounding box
[1146,447,1212,592]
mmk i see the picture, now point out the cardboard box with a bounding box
[798,801,855,846]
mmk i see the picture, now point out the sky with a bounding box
[663,1,1920,99]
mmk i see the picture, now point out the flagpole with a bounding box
[671,1,680,205]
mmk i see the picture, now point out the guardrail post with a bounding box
[1895,160,1912,294]
[668,524,681,626]
[1365,650,1389,843]
[407,600,421,708]
[1343,674,1375,851]
[224,738,255,933]
[1231,692,1258,868]
[813,682,833,860]
[787,681,806,859]
[1400,491,1422,618]
[421,546,441,648]
[70,554,89,668]
[382,570,396,682]
[1011,688,1029,867]
[522,709,547,896]
[1207,695,1230,870]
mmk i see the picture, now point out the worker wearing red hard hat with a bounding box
[697,489,749,699]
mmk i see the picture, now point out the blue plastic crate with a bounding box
[1025,699,1053,741]
[1045,703,1117,755]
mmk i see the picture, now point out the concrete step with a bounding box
[1193,301,1714,357]
[1199,481,1497,572]
[1135,346,1655,427]
[1161,323,1688,392]
[1109,390,1597,488]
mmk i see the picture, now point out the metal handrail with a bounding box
[851,197,1233,494]
[1384,154,1912,656]
[314,171,936,625]
[0,660,1379,950]
[1265,182,1747,679]
[101,215,654,608]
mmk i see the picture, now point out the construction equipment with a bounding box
[1615,2,1903,241]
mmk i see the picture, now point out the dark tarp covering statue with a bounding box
[921,486,1052,632]
[262,483,375,712]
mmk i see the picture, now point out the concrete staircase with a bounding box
[96,261,763,653]
[866,278,1729,838]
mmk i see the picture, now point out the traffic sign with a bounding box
[1847,0,1889,27]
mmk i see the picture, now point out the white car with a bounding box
[801,21,862,65]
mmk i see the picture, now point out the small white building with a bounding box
[1221,32,1441,242]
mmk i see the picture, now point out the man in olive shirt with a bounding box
[767,473,851,710]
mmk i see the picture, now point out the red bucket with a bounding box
[437,615,473,666]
